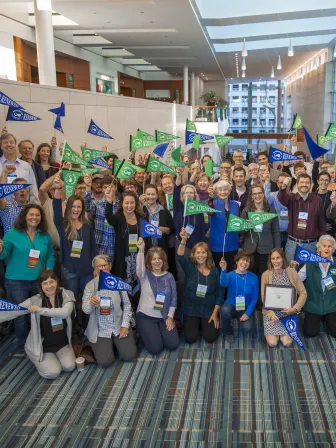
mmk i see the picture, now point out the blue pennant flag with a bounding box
[88,120,114,140]
[295,245,331,263]
[186,130,214,145]
[153,142,169,158]
[54,113,64,133]
[48,103,65,117]
[303,126,329,160]
[0,183,30,199]
[88,157,110,170]
[0,91,24,109]
[0,298,27,311]
[280,314,305,351]
[269,146,302,162]
[6,107,40,122]
[99,271,131,292]
[141,219,162,239]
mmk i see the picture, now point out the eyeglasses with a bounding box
[96,264,110,269]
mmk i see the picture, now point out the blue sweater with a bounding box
[209,198,240,253]
[220,270,258,317]
[173,185,205,249]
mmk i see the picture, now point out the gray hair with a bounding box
[213,180,232,192]
[92,254,112,269]
[316,235,336,252]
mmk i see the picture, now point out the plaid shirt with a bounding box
[0,200,24,234]
[84,192,118,258]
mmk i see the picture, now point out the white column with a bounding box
[33,0,57,86]
[183,65,189,104]
[195,76,200,105]
[190,72,196,106]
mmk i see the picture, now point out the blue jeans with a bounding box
[136,312,179,355]
[4,279,40,347]
[285,238,316,264]
[220,302,253,336]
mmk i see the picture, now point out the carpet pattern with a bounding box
[0,313,336,447]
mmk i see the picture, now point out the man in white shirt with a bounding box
[0,133,39,204]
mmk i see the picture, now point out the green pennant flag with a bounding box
[116,161,143,180]
[184,197,220,217]
[171,145,188,167]
[130,135,157,151]
[192,134,201,150]
[213,162,220,168]
[62,141,89,166]
[291,114,302,130]
[155,130,180,143]
[226,214,254,232]
[317,135,333,146]
[205,159,213,177]
[72,167,100,176]
[146,155,176,175]
[136,129,156,141]
[62,170,82,199]
[186,118,197,132]
[166,193,173,211]
[248,212,278,226]
[81,146,114,162]
[215,135,234,147]
[325,124,336,139]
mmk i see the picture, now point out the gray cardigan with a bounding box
[241,205,281,254]
[0,288,75,362]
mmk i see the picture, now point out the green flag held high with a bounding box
[192,134,201,150]
[155,130,180,143]
[226,214,253,232]
[325,124,336,139]
[205,159,213,177]
[186,118,197,132]
[248,212,278,226]
[171,145,188,167]
[317,135,333,146]
[62,170,82,199]
[136,129,156,141]
[130,135,156,151]
[291,114,302,130]
[72,167,100,176]
[215,135,234,147]
[146,155,176,175]
[184,197,220,217]
[81,146,114,162]
[116,161,143,180]
[62,142,89,166]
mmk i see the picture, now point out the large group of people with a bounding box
[0,130,335,380]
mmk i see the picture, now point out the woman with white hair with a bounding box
[82,254,137,367]
[208,180,240,272]
[299,234,336,338]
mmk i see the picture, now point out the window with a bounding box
[252,96,257,102]
[232,96,240,102]
[242,107,248,114]
[232,84,239,91]
[232,107,239,113]
[252,119,257,126]
[241,129,248,133]
[268,119,275,126]
[260,119,266,126]
[232,119,239,125]
[260,96,266,102]
[259,129,266,133]
[252,107,257,114]
[241,96,248,102]
[268,96,276,103]
[242,119,248,125]
[232,130,239,134]
[269,108,276,114]
[242,84,248,90]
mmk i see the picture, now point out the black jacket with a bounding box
[143,206,175,254]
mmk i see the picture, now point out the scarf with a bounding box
[146,269,171,299]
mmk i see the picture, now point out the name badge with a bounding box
[254,224,263,232]
[154,291,166,310]
[27,249,40,268]
[100,296,112,315]
[151,220,159,228]
[280,210,288,220]
[297,212,308,230]
[50,317,64,332]
[71,240,83,258]
[323,275,336,290]
[129,234,138,253]
[7,173,17,184]
[236,296,246,311]
[185,224,195,238]
[196,284,207,298]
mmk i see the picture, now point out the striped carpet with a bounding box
[0,312,336,447]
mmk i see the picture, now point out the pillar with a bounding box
[248,82,253,143]
[195,76,200,105]
[183,65,189,105]
[277,79,282,135]
[191,72,196,106]
[33,0,57,86]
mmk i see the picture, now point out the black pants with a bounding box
[183,315,218,344]
[303,311,336,338]
[212,250,237,273]
[252,253,269,310]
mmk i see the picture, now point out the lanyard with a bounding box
[126,221,138,236]
[197,270,208,287]
[235,271,247,296]
[298,199,310,215]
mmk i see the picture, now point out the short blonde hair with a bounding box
[92,254,112,269]
[180,184,197,202]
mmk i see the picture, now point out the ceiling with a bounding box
[0,0,335,81]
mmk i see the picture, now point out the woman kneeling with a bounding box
[136,238,179,355]
[82,255,137,367]
[0,269,76,379]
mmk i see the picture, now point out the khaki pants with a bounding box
[30,345,76,380]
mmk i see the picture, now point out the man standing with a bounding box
[18,140,46,189]
[230,167,248,212]
[278,173,326,261]
[232,150,247,173]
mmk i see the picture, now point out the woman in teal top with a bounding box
[0,204,55,349]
